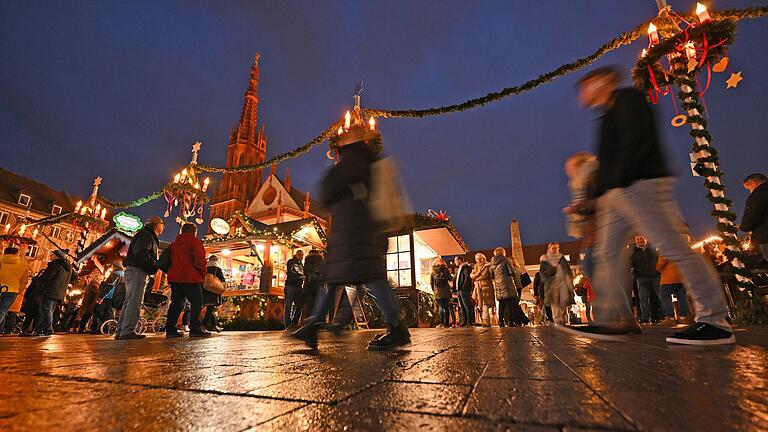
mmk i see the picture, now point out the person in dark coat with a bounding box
[630,234,661,323]
[78,272,102,333]
[292,122,409,350]
[302,249,325,321]
[430,258,452,328]
[741,173,768,260]
[165,223,208,338]
[283,250,305,329]
[117,216,163,340]
[203,255,225,332]
[33,249,74,336]
[452,256,474,326]
[18,270,43,336]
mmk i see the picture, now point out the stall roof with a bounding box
[204,215,327,249]
[414,227,466,256]
[75,229,133,265]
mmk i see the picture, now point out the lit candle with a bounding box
[100,208,107,219]
[641,49,647,58]
[95,203,102,214]
[696,3,711,23]
[181,168,188,181]
[203,177,210,192]
[337,126,344,135]
[19,224,26,236]
[369,116,376,131]
[174,173,181,183]
[75,200,82,212]
[647,23,659,45]
[344,111,351,129]
[32,228,39,238]
[194,182,200,190]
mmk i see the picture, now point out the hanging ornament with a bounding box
[712,57,729,72]
[671,115,688,127]
[687,58,698,73]
[195,217,204,225]
[725,71,743,89]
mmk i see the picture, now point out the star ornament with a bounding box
[726,71,743,89]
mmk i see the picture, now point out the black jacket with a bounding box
[533,272,543,298]
[454,263,473,293]
[741,181,768,244]
[631,246,660,279]
[303,251,325,286]
[430,265,452,300]
[123,226,160,274]
[38,258,74,301]
[285,257,304,288]
[596,88,670,197]
[321,142,386,284]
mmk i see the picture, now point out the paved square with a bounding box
[1,326,766,431]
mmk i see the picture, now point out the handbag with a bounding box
[203,273,226,295]
[519,272,532,288]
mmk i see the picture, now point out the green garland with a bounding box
[103,191,164,209]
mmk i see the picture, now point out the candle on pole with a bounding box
[696,3,711,23]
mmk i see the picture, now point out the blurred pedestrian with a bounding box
[166,223,208,338]
[564,151,599,279]
[430,258,452,328]
[539,243,575,325]
[565,66,733,345]
[78,271,102,333]
[302,249,325,322]
[203,255,225,333]
[741,173,768,260]
[0,246,29,330]
[453,256,474,326]
[471,253,495,327]
[283,250,305,330]
[656,255,690,325]
[18,269,43,336]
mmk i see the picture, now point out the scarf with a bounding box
[543,253,563,268]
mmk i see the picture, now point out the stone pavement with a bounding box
[0,326,766,432]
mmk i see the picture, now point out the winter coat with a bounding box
[741,181,768,244]
[631,246,659,279]
[203,265,225,306]
[303,251,325,285]
[533,272,543,299]
[656,256,683,285]
[490,255,520,301]
[430,265,452,300]
[321,142,386,284]
[123,226,160,274]
[595,88,669,197]
[470,262,495,306]
[567,159,599,242]
[285,257,305,288]
[167,233,207,284]
[539,255,575,309]
[0,253,29,294]
[454,263,473,293]
[80,280,99,315]
[38,258,74,301]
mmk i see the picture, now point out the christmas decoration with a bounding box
[725,71,743,88]
[113,212,143,233]
[162,142,211,225]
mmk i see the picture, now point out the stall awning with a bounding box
[75,229,133,265]
[414,227,467,256]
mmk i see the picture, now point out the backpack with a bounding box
[368,156,412,232]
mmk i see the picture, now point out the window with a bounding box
[52,226,61,239]
[52,205,62,215]
[18,194,30,207]
[25,245,39,259]
[386,234,412,288]
[0,211,8,226]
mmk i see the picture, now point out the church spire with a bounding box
[234,52,260,147]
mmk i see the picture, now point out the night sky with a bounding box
[1,1,766,249]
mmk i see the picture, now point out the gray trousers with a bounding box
[591,178,730,330]
[117,266,148,337]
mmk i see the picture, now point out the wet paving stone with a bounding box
[1,326,766,431]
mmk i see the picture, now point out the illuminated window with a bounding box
[386,234,412,288]
[52,226,61,239]
[25,245,39,259]
[52,205,62,215]
[0,212,8,226]
[18,194,30,207]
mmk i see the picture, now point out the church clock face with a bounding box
[262,185,277,205]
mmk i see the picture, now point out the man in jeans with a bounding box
[33,249,73,336]
[559,66,734,345]
[283,250,305,330]
[631,234,661,323]
[117,216,163,340]
[453,256,474,326]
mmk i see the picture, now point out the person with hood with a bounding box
[166,223,208,337]
[117,216,163,340]
[302,249,325,321]
[0,246,30,329]
[203,255,225,332]
[78,271,102,333]
[34,249,74,336]
[452,256,474,326]
[292,119,410,350]
[471,253,495,327]
[539,242,575,325]
[430,258,452,328]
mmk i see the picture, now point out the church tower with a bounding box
[210,54,268,224]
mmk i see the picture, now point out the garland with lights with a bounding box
[103,191,164,209]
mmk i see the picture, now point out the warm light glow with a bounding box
[75,200,82,212]
[194,182,200,189]
[255,244,265,252]
[691,235,722,250]
[647,23,659,45]
[337,126,344,135]
[32,228,39,238]
[641,49,647,58]
[684,41,696,59]
[19,224,26,236]
[95,203,102,213]
[222,249,231,256]
[696,3,711,22]
[100,208,107,219]
[174,173,181,183]
[369,116,376,131]
[202,177,210,192]
[68,289,82,297]
[4,224,9,234]
[344,110,351,129]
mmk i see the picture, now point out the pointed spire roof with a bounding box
[233,52,260,148]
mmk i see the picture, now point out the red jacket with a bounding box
[167,233,207,284]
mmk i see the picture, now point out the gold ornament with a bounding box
[671,114,688,127]
[712,57,729,73]
[726,71,743,89]
[687,58,698,73]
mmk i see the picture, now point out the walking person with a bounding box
[166,223,209,338]
[471,253,495,327]
[453,256,475,326]
[302,249,325,321]
[203,255,225,332]
[564,151,599,279]
[490,248,520,327]
[33,249,74,336]
[430,258,452,328]
[564,66,733,344]
[539,243,575,325]
[18,270,43,336]
[78,272,102,333]
[117,216,163,340]
[0,246,30,330]
[741,173,768,260]
[291,121,410,350]
[283,250,305,330]
[631,234,662,323]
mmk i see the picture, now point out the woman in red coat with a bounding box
[165,223,209,338]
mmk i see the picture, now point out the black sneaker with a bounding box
[666,322,735,346]
[166,331,183,338]
[554,323,641,342]
[367,322,411,351]
[119,333,146,340]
